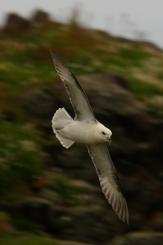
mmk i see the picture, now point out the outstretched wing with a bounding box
[87,143,129,224]
[51,52,95,121]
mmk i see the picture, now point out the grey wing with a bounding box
[51,53,95,121]
[87,143,129,224]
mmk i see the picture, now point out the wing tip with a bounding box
[120,199,130,224]
[112,195,129,224]
[50,51,70,80]
[100,177,129,224]
[50,51,62,67]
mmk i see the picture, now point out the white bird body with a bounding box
[58,120,97,144]
[51,53,129,224]
[53,111,112,144]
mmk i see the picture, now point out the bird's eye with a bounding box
[102,131,106,135]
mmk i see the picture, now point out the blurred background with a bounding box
[0,1,163,245]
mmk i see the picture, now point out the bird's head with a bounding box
[95,122,112,143]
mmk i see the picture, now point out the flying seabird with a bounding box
[51,53,129,224]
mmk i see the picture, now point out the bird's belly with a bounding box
[60,121,97,144]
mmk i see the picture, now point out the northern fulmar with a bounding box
[51,53,129,224]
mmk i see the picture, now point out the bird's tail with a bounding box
[52,108,74,149]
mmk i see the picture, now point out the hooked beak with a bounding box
[107,137,112,144]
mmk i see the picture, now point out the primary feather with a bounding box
[51,53,95,121]
[87,144,129,224]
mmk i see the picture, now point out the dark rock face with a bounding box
[20,72,163,244]
[31,10,51,26]
[111,232,163,245]
[4,13,30,32]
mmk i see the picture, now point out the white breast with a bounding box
[60,120,97,144]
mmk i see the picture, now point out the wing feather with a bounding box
[87,144,129,224]
[51,52,95,121]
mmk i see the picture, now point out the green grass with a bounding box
[0,233,57,245]
[118,45,150,67]
[0,122,44,201]
[1,22,163,99]
[127,78,163,98]
[157,71,163,81]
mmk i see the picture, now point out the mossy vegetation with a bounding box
[1,13,163,100]
[0,233,57,245]
[0,121,44,201]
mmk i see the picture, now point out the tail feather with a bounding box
[52,108,74,149]
[55,133,74,149]
[52,108,72,128]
